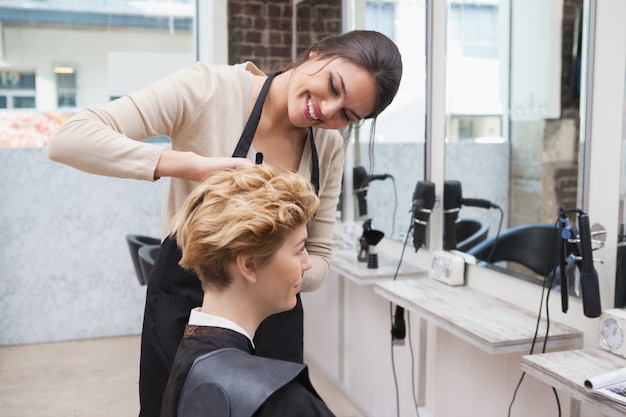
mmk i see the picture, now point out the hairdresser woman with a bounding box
[48,29,402,417]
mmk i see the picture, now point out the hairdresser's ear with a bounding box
[235,254,257,284]
[308,49,320,59]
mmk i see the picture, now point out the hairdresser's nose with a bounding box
[301,248,312,273]
[319,98,344,123]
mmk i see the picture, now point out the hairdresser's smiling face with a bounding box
[287,55,377,130]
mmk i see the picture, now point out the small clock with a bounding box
[430,251,464,286]
[599,309,626,358]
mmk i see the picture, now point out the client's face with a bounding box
[254,224,312,315]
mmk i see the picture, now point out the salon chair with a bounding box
[126,234,161,285]
[466,223,575,288]
[455,217,490,252]
[138,244,161,285]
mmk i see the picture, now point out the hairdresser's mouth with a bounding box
[306,94,322,122]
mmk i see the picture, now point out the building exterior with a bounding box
[0,0,195,111]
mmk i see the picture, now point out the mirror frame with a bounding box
[425,0,626,311]
[581,0,626,310]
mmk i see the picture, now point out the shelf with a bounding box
[331,248,428,286]
[522,349,626,417]
[375,278,583,354]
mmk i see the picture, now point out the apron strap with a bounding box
[232,73,277,158]
[232,72,320,195]
[308,127,320,195]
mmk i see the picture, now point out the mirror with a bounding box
[616,53,626,308]
[341,0,428,243]
[444,0,586,290]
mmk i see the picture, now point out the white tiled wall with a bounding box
[0,148,165,346]
[357,141,509,241]
[0,141,508,346]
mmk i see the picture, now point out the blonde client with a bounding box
[160,164,336,417]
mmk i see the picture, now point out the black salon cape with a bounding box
[160,325,336,417]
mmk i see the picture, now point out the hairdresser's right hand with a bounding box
[154,149,254,182]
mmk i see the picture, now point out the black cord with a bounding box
[389,315,401,417]
[389,219,417,417]
[364,167,397,238]
[507,220,563,417]
[392,220,413,283]
[407,313,421,417]
[541,224,563,417]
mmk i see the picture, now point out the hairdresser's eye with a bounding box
[330,77,339,96]
[330,77,353,122]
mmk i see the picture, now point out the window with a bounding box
[0,0,195,147]
[55,67,77,108]
[0,70,36,109]
[448,3,499,59]
[13,96,36,108]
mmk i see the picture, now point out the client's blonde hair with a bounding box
[172,164,319,290]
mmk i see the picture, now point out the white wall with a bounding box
[108,51,194,97]
[0,148,166,346]
[0,25,192,109]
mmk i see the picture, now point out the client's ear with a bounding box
[235,254,257,284]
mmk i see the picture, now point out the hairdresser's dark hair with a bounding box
[288,30,403,119]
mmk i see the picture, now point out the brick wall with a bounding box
[561,0,584,111]
[552,0,583,214]
[228,0,342,73]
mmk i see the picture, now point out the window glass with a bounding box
[346,0,427,241]
[444,0,509,249]
[0,0,195,147]
[616,55,626,307]
[13,96,36,109]
[0,71,36,90]
[56,70,77,108]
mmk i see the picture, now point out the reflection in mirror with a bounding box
[341,0,428,242]
[444,0,586,291]
[615,59,626,308]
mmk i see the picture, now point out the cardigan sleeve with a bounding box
[300,130,345,292]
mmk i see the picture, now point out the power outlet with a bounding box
[430,251,465,286]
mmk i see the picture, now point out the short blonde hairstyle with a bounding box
[172,164,319,290]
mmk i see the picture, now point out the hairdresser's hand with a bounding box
[155,149,254,182]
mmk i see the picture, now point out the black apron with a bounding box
[138,73,320,417]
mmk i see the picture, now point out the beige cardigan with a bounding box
[48,61,345,291]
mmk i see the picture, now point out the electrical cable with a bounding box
[542,223,563,416]
[507,219,565,417]
[364,168,398,239]
[407,313,421,417]
[389,315,401,417]
[388,219,419,417]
